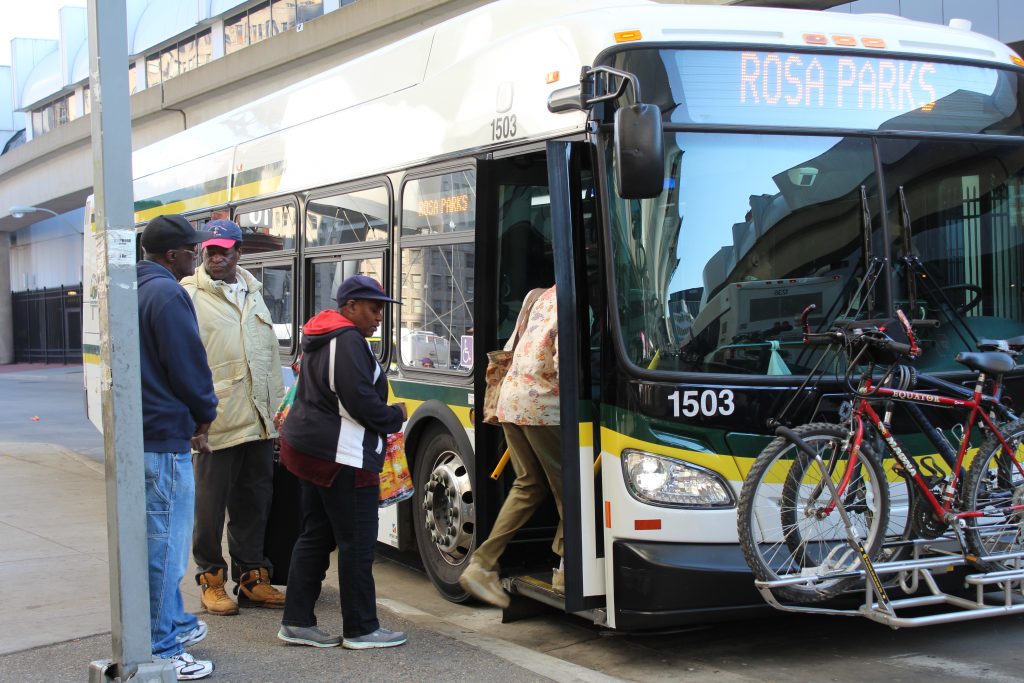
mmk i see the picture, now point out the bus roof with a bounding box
[131,0,1021,215]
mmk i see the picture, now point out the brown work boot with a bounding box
[197,569,239,616]
[237,568,285,609]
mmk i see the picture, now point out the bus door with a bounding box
[474,149,561,581]
[546,140,605,613]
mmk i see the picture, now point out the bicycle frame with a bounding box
[833,374,1024,524]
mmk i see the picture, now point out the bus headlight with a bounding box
[622,449,734,508]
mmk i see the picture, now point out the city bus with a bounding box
[83,0,1024,629]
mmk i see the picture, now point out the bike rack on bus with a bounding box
[754,535,1024,628]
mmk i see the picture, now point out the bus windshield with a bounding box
[607,49,1024,377]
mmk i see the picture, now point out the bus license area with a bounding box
[739,52,937,113]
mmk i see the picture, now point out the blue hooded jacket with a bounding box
[137,260,218,452]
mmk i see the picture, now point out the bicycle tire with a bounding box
[738,423,890,603]
[962,418,1024,571]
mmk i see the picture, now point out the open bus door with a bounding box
[544,140,606,615]
[473,142,604,616]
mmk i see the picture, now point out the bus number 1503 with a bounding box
[667,389,736,418]
[491,114,517,141]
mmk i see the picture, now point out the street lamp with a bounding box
[10,205,59,219]
[9,205,82,233]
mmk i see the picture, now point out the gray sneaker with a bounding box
[277,624,342,648]
[342,627,408,650]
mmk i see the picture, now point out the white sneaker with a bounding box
[551,567,564,594]
[169,652,214,681]
[177,620,208,648]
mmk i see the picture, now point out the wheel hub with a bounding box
[421,448,475,564]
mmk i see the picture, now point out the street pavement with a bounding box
[0,365,614,682]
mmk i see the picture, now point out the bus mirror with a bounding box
[614,103,664,199]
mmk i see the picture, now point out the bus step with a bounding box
[502,574,564,623]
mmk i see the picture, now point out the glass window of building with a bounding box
[127,64,137,94]
[160,46,179,82]
[248,2,272,45]
[197,30,213,67]
[146,53,161,87]
[234,204,297,253]
[178,36,198,74]
[54,96,71,125]
[272,0,295,33]
[224,12,249,54]
[306,185,390,247]
[296,0,324,23]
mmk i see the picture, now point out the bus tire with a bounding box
[412,425,476,602]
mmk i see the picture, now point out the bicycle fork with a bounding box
[775,425,893,611]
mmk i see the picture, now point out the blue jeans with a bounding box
[145,451,200,658]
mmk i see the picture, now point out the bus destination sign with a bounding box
[740,51,938,113]
[677,49,1000,130]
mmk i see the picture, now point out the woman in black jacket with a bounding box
[276,275,407,649]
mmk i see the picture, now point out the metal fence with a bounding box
[12,284,83,364]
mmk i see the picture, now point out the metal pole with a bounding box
[0,236,12,364]
[85,1,174,681]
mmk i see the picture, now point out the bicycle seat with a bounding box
[954,351,1017,375]
[978,336,1024,353]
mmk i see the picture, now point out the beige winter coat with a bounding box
[181,264,285,451]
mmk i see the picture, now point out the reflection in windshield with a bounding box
[610,132,1024,376]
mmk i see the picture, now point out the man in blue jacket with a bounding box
[137,214,219,681]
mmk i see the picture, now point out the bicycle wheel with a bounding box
[962,418,1024,571]
[738,423,889,603]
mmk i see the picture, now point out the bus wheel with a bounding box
[412,426,475,602]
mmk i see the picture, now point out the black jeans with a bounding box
[282,467,380,638]
[192,439,275,582]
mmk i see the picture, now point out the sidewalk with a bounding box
[0,443,110,654]
[0,442,567,682]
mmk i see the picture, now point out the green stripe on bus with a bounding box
[389,379,471,406]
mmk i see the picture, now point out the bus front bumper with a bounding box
[612,540,769,630]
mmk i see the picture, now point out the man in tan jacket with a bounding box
[181,219,286,615]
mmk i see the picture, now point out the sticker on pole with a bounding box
[105,230,136,266]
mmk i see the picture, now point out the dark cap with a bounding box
[335,275,400,305]
[203,219,243,250]
[141,214,214,253]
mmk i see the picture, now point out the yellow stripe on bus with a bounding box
[134,189,232,223]
[133,175,283,224]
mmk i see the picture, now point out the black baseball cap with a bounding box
[141,214,215,253]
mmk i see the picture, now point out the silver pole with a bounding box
[85,1,173,680]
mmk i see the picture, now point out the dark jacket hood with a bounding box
[301,310,357,352]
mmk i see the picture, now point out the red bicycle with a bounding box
[737,307,1024,603]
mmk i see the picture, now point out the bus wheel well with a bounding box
[407,416,476,603]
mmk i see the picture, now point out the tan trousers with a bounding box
[472,423,563,571]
